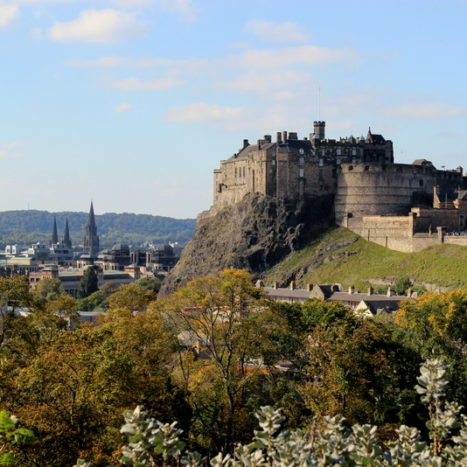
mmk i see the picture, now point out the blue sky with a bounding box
[1,0,467,218]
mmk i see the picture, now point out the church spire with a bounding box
[83,202,99,259]
[63,218,72,249]
[51,216,59,245]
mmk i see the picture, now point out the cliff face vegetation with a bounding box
[160,193,334,294]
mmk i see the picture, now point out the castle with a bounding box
[211,122,467,252]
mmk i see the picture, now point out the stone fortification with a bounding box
[162,121,466,293]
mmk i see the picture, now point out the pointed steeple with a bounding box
[63,218,72,249]
[51,216,59,245]
[83,202,100,259]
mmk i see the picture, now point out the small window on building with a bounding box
[319,158,324,167]
[364,165,370,171]
[336,149,342,155]
[242,167,246,177]
[336,159,341,165]
[419,179,424,187]
[299,157,304,165]
[272,159,276,166]
[234,168,237,177]
[299,168,304,178]
[352,149,357,156]
[348,165,353,171]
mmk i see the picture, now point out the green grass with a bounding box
[264,227,467,290]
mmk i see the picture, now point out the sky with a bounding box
[1,0,467,218]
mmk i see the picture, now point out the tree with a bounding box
[106,284,156,311]
[34,277,65,301]
[78,267,99,298]
[154,269,267,451]
[135,277,161,294]
[112,359,467,467]
[395,275,412,296]
[0,410,36,466]
[0,276,32,346]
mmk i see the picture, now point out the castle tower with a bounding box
[313,121,325,140]
[83,202,99,259]
[51,216,59,245]
[63,218,72,249]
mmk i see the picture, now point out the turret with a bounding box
[313,121,325,140]
[63,218,72,249]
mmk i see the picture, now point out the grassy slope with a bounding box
[264,227,467,290]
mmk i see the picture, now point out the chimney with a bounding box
[257,139,262,150]
[243,139,249,149]
[264,134,272,143]
[272,281,279,289]
[367,286,373,295]
[348,285,355,294]
[255,280,264,288]
[387,286,392,297]
[282,131,288,142]
[289,280,296,290]
[288,132,298,140]
[407,287,413,298]
[276,132,282,144]
[306,283,313,292]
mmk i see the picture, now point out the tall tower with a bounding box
[83,202,100,259]
[313,121,326,140]
[51,216,59,245]
[63,218,72,249]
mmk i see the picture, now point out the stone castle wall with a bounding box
[334,163,437,224]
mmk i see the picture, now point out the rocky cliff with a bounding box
[160,193,333,295]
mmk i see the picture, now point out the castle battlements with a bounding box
[209,121,467,252]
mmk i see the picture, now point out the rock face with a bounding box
[160,193,334,295]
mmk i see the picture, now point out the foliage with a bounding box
[76,283,117,311]
[33,277,65,301]
[111,359,467,466]
[106,284,156,311]
[395,275,413,295]
[0,210,195,247]
[78,267,99,298]
[135,277,161,294]
[0,411,36,466]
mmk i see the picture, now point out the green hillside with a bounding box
[264,227,467,291]
[0,210,196,247]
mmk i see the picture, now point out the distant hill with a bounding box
[0,210,196,248]
[264,227,467,291]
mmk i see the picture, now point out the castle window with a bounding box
[419,179,424,187]
[348,166,353,171]
[352,149,357,156]
[272,159,276,166]
[364,165,369,171]
[336,159,341,165]
[319,159,323,167]
[336,149,342,156]
[299,168,304,178]
[242,167,246,177]
[299,157,304,165]
[234,168,237,177]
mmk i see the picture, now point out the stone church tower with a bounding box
[63,218,72,249]
[50,216,59,245]
[83,202,99,259]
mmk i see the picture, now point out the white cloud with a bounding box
[110,76,183,90]
[156,0,195,21]
[225,44,357,68]
[48,9,142,44]
[115,102,131,112]
[222,69,312,96]
[166,102,309,131]
[245,20,309,43]
[0,3,19,27]
[384,103,467,118]
[0,142,23,159]
[68,55,206,72]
